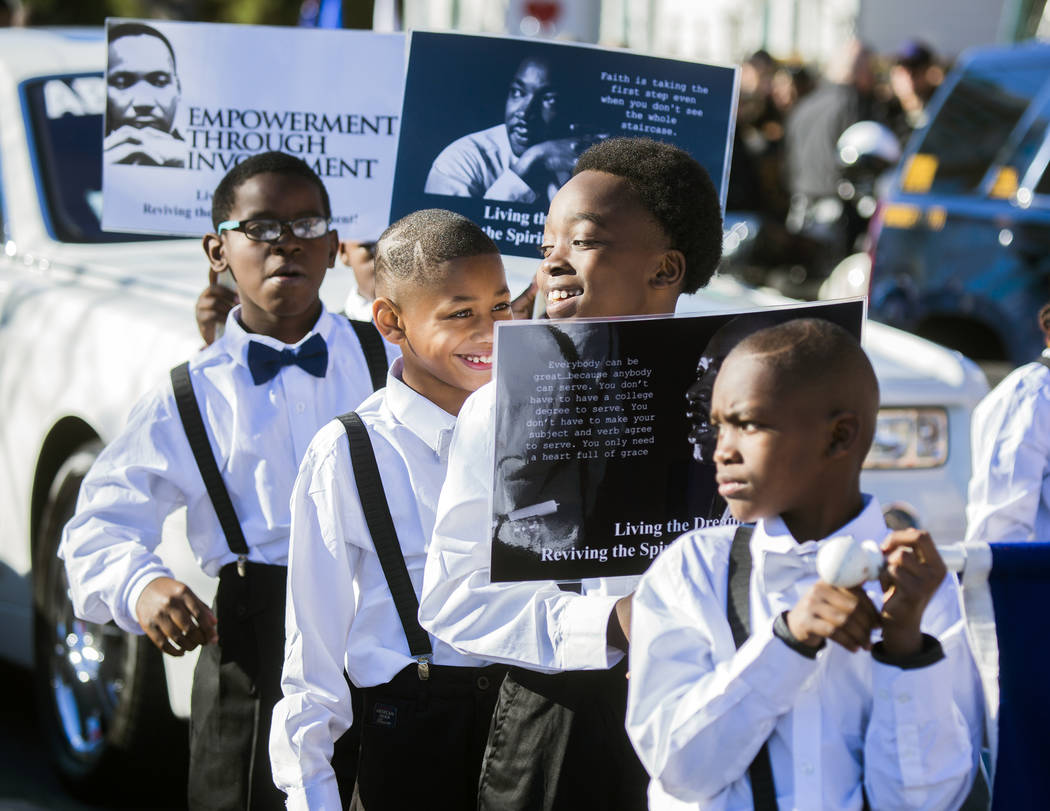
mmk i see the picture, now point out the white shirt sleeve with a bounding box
[626,536,818,804]
[270,437,360,811]
[864,576,983,810]
[966,364,1050,542]
[419,385,621,672]
[58,388,190,633]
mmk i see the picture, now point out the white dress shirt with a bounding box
[627,495,984,811]
[424,124,537,202]
[59,305,399,634]
[419,381,635,673]
[342,286,375,323]
[966,351,1050,542]
[270,360,489,810]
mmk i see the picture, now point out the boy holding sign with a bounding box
[626,319,984,810]
[420,136,723,809]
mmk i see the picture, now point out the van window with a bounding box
[22,73,167,243]
[911,62,1050,194]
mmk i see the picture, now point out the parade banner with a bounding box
[389,31,738,258]
[490,300,865,582]
[101,19,404,239]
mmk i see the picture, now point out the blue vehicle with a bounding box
[868,41,1050,365]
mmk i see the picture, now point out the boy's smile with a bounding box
[710,352,834,539]
[204,172,337,345]
[539,170,679,320]
[389,254,512,415]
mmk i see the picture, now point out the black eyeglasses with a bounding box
[217,216,330,242]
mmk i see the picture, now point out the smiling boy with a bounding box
[419,137,723,809]
[270,210,514,810]
[60,152,397,810]
[627,319,983,810]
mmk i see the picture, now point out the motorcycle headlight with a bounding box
[864,407,948,469]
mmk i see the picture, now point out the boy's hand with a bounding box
[786,582,880,652]
[510,277,538,320]
[878,529,946,658]
[196,269,239,345]
[136,577,218,656]
[606,593,633,651]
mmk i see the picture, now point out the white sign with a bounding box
[101,19,405,239]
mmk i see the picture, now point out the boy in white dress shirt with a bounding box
[270,209,514,810]
[626,319,984,810]
[59,151,397,810]
[419,137,724,810]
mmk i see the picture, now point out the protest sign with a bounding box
[101,19,404,239]
[389,31,737,258]
[490,299,865,582]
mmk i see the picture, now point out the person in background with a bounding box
[966,301,1050,542]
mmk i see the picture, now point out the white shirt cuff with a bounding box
[283,774,341,811]
[736,617,821,713]
[557,593,623,669]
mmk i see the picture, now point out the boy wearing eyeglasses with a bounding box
[59,151,398,811]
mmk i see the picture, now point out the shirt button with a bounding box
[878,688,890,700]
[295,402,305,414]
[897,693,911,703]
[801,762,814,775]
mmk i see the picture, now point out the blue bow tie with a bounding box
[762,543,820,594]
[247,333,328,385]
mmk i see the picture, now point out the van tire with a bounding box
[32,442,186,803]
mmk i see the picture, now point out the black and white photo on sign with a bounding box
[101,19,405,239]
[490,299,866,583]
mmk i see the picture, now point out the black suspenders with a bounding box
[1037,355,1050,371]
[347,318,388,391]
[171,362,252,574]
[727,524,778,811]
[338,412,433,680]
[170,319,387,570]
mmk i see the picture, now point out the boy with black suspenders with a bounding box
[60,151,397,810]
[269,209,513,810]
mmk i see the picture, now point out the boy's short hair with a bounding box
[211,151,332,229]
[572,137,722,295]
[375,209,498,289]
[734,317,879,444]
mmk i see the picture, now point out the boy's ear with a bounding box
[325,229,339,269]
[372,296,406,344]
[827,411,861,458]
[651,249,686,290]
[202,232,229,274]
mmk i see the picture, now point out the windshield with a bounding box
[911,60,1050,195]
[22,73,168,243]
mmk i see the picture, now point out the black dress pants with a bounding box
[188,562,360,810]
[350,663,506,811]
[478,660,649,811]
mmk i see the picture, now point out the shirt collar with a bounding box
[385,357,457,459]
[755,494,884,549]
[223,303,335,372]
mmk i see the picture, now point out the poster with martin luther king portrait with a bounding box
[389,31,738,258]
[101,19,404,239]
[490,299,865,583]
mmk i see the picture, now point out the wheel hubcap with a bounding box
[48,569,127,758]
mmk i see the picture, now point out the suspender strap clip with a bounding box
[236,554,247,578]
[416,655,432,681]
